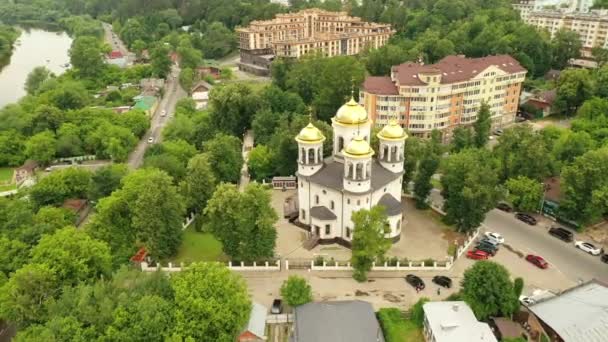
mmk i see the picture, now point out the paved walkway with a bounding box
[239,130,254,192]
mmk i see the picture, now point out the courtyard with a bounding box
[272,189,458,263]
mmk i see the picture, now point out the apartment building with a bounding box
[361,55,527,141]
[524,9,608,61]
[236,8,394,75]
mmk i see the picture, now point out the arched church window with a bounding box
[338,136,344,152]
[355,163,364,180]
[308,148,315,164]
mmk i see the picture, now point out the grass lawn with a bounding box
[0,183,17,192]
[168,228,226,264]
[0,167,14,183]
[378,309,425,342]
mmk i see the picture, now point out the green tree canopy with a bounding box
[69,35,106,78]
[171,262,251,341]
[506,176,543,213]
[179,153,217,214]
[280,275,313,307]
[203,133,243,184]
[351,206,391,282]
[461,261,518,320]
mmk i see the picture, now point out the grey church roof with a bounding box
[377,194,402,216]
[293,301,385,342]
[310,206,337,220]
[306,159,401,193]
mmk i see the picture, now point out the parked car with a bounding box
[575,241,602,255]
[526,254,549,269]
[494,129,504,136]
[147,137,154,144]
[602,254,608,264]
[160,109,167,117]
[519,295,535,306]
[484,232,505,244]
[405,274,425,290]
[271,299,282,314]
[496,202,512,212]
[475,244,497,256]
[432,276,452,289]
[515,213,537,225]
[548,227,574,242]
[467,250,489,260]
[479,237,500,247]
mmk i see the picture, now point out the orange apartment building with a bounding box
[361,55,527,141]
[236,8,394,75]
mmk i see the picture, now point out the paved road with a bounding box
[102,22,130,57]
[429,189,608,284]
[127,66,187,168]
[239,130,254,191]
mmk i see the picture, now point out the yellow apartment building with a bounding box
[361,55,527,141]
[236,8,394,75]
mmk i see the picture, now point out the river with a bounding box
[0,28,72,107]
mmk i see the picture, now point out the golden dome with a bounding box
[343,136,374,159]
[334,98,369,125]
[378,120,407,141]
[295,123,326,144]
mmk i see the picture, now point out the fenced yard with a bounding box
[167,228,226,264]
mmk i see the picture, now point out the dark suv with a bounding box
[516,213,537,225]
[496,202,512,212]
[405,274,425,290]
[548,227,574,242]
[475,242,498,256]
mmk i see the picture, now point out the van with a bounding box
[548,227,574,242]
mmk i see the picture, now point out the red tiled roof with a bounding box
[130,247,148,263]
[393,55,526,86]
[109,51,123,59]
[62,199,87,212]
[362,76,399,95]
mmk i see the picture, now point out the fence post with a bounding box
[310,260,314,269]
[433,261,437,269]
[253,261,257,267]
[285,259,289,270]
[409,261,412,267]
[396,261,400,269]
[241,261,244,267]
[229,261,232,268]
[141,262,148,271]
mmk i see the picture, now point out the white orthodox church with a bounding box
[295,97,407,246]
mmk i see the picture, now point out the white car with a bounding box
[160,110,166,117]
[574,241,602,255]
[484,232,505,244]
[519,295,535,306]
[147,137,154,144]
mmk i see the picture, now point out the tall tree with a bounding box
[150,43,172,78]
[560,148,608,224]
[30,227,112,286]
[205,183,277,261]
[204,133,243,184]
[88,164,129,201]
[0,263,58,327]
[25,66,52,95]
[451,126,473,152]
[441,149,500,233]
[402,136,424,193]
[69,36,106,78]
[351,206,391,282]
[414,153,439,209]
[461,261,518,320]
[208,83,260,136]
[554,68,594,116]
[494,126,553,182]
[551,29,582,70]
[24,131,56,165]
[280,275,313,307]
[473,102,491,148]
[179,153,217,214]
[506,176,543,213]
[247,144,276,182]
[171,262,251,341]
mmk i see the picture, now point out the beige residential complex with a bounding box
[522,9,608,64]
[361,55,527,141]
[236,8,394,75]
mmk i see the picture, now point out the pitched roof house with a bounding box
[238,302,267,342]
[291,301,384,342]
[527,279,608,342]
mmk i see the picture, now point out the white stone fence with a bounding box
[306,258,454,271]
[140,259,281,272]
[455,228,481,259]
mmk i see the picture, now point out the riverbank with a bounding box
[0,25,20,70]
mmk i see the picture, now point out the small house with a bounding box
[525,90,557,117]
[196,64,222,80]
[106,50,127,68]
[191,81,212,109]
[62,199,90,226]
[238,302,267,342]
[422,301,497,342]
[13,160,38,185]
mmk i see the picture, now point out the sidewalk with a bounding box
[239,130,254,192]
